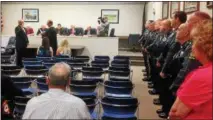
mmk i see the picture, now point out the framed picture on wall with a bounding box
[22,9,39,22]
[207,1,213,8]
[101,9,119,24]
[170,2,180,18]
[183,2,200,14]
[162,2,169,19]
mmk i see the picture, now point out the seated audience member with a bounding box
[56,39,71,56]
[36,25,47,35]
[23,62,91,119]
[2,75,24,100]
[84,26,96,35]
[26,24,34,36]
[69,25,76,36]
[56,23,66,36]
[169,20,212,120]
[37,37,53,57]
[2,75,24,118]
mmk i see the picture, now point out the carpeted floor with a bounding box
[131,66,161,119]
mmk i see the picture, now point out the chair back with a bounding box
[104,81,133,97]
[14,96,31,115]
[91,60,109,69]
[101,96,138,118]
[109,28,115,37]
[10,77,33,82]
[94,56,110,62]
[73,56,90,63]
[70,80,97,95]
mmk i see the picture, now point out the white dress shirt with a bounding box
[22,89,91,119]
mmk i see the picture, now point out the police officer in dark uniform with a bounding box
[155,12,187,117]
[158,23,191,118]
[139,20,153,81]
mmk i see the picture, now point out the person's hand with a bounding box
[169,108,180,120]
[156,61,161,67]
[160,72,166,78]
[144,48,148,53]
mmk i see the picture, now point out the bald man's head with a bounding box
[48,62,71,88]
[18,20,24,27]
[176,23,190,44]
[160,19,172,33]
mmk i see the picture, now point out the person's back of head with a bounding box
[174,11,187,24]
[187,11,211,31]
[47,20,53,27]
[47,62,71,90]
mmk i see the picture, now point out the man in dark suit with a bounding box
[45,20,57,56]
[15,20,29,67]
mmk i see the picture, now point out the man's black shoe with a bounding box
[158,112,168,119]
[156,109,164,114]
[148,89,159,95]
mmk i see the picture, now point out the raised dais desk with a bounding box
[1,35,119,59]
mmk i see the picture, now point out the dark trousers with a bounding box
[16,48,27,67]
[142,51,150,77]
[160,78,176,114]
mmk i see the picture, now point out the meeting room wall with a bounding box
[145,2,212,21]
[2,2,144,36]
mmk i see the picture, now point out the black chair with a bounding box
[13,96,31,119]
[101,96,139,119]
[1,65,22,76]
[108,67,131,81]
[70,80,98,96]
[109,28,115,37]
[90,28,97,35]
[67,59,88,70]
[72,94,98,119]
[104,81,134,98]
[14,81,35,96]
[36,56,52,62]
[1,36,16,64]
[10,76,33,83]
[82,67,104,79]
[24,65,48,76]
[36,82,48,94]
[91,60,109,71]
[75,27,84,36]
[53,55,71,62]
[128,34,140,51]
[94,56,110,62]
[73,56,90,63]
[23,60,43,67]
[111,60,130,68]
[23,58,39,61]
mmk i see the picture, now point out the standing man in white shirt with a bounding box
[22,62,91,119]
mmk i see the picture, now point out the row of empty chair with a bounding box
[2,55,139,119]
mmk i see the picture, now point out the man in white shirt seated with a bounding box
[22,62,91,119]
